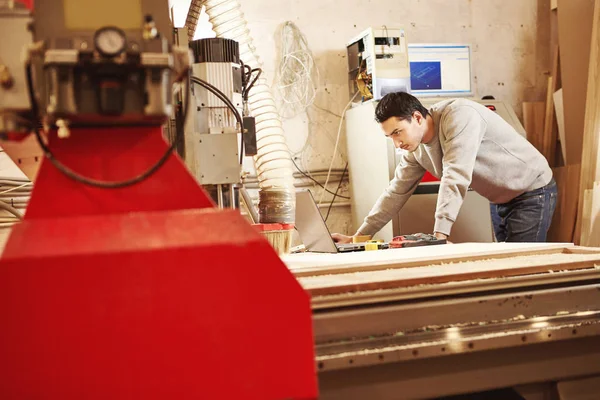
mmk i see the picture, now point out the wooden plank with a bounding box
[577,0,600,243]
[557,0,595,165]
[548,164,581,242]
[580,189,594,246]
[551,0,558,10]
[553,89,567,163]
[298,251,600,296]
[580,182,600,246]
[542,73,558,165]
[522,101,546,154]
[285,243,574,276]
[0,135,42,181]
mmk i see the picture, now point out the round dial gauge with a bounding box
[94,27,127,57]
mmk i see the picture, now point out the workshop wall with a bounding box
[171,0,551,236]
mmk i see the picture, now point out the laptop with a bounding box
[295,190,383,253]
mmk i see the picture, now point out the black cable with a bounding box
[240,61,251,94]
[26,64,192,189]
[325,162,348,222]
[245,68,262,99]
[290,157,350,200]
[190,76,245,164]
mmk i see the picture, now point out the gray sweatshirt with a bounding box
[358,98,553,236]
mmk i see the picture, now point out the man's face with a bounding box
[381,113,425,152]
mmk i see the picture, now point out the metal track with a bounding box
[316,311,600,372]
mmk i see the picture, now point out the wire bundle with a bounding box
[274,21,319,119]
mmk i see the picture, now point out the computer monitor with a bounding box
[408,44,473,97]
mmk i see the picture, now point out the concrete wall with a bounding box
[172,0,551,236]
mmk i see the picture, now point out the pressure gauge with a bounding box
[94,27,127,57]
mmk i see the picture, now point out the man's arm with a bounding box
[357,153,425,236]
[435,106,487,237]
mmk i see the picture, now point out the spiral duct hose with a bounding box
[198,0,296,223]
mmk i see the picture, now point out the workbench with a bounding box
[284,242,600,399]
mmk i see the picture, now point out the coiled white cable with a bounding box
[274,21,319,119]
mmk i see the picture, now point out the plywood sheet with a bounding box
[298,250,600,296]
[580,182,600,247]
[523,101,546,154]
[548,164,581,242]
[577,0,600,243]
[557,0,595,165]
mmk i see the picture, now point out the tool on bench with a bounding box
[389,233,446,248]
[365,240,385,251]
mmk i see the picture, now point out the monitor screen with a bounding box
[408,44,472,97]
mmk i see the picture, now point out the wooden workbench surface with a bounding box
[284,242,574,272]
[283,243,600,296]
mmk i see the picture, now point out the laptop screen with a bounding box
[294,190,339,253]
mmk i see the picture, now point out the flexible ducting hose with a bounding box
[198,0,296,223]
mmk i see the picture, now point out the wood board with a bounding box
[284,242,574,276]
[553,89,567,163]
[0,135,42,181]
[548,164,581,242]
[297,248,600,296]
[543,74,558,165]
[557,0,595,165]
[522,101,545,154]
[577,0,600,244]
[581,182,600,247]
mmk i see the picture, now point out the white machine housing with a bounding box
[186,39,243,186]
[346,27,411,101]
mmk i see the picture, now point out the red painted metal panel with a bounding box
[0,128,317,399]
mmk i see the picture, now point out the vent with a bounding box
[190,38,240,64]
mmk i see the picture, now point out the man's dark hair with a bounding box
[374,92,429,123]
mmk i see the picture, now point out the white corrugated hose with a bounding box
[198,0,296,223]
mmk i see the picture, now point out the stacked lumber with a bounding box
[531,0,599,244]
[577,0,600,246]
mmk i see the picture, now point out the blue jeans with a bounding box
[490,179,557,242]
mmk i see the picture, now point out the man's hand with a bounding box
[434,232,452,243]
[331,233,353,244]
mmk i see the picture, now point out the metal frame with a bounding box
[312,263,600,398]
[314,278,600,344]
[318,335,600,399]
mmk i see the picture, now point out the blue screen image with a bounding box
[410,61,442,90]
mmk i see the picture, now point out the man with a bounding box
[333,92,557,244]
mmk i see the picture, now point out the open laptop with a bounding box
[295,190,381,253]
